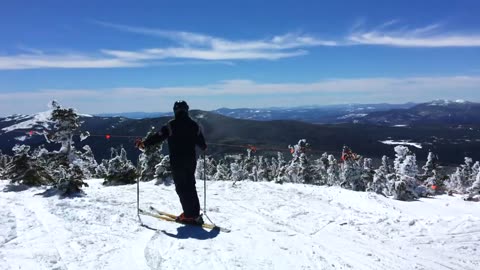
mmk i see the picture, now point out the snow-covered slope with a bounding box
[1,179,479,270]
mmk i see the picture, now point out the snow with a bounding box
[1,179,480,269]
[1,110,52,133]
[337,113,368,120]
[393,125,408,127]
[380,140,422,149]
[14,136,27,141]
[427,99,468,106]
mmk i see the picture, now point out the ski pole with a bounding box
[136,154,141,218]
[202,152,215,225]
[203,153,207,215]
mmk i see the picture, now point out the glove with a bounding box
[135,138,145,150]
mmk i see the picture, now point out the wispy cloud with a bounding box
[2,20,480,70]
[0,22,333,70]
[349,22,480,47]
[1,75,479,115]
[0,53,142,70]
[94,21,335,61]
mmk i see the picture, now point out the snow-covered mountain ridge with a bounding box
[1,178,479,270]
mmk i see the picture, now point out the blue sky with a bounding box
[1,0,480,115]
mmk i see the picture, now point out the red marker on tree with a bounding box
[29,130,34,136]
[105,134,111,140]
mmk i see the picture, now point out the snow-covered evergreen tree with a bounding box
[213,159,230,181]
[205,156,217,178]
[362,158,374,188]
[393,146,410,174]
[46,101,87,158]
[55,164,88,195]
[4,145,53,186]
[472,161,480,179]
[311,153,329,185]
[41,101,90,193]
[446,157,477,193]
[274,165,289,184]
[74,145,98,179]
[341,158,364,191]
[465,171,480,200]
[138,128,164,182]
[380,155,392,175]
[326,155,340,186]
[369,167,389,196]
[231,160,247,184]
[154,155,171,184]
[286,157,302,183]
[95,161,108,178]
[392,146,419,200]
[255,156,267,182]
[195,156,206,180]
[422,152,438,180]
[0,150,12,178]
[104,147,137,185]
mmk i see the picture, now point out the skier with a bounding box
[135,101,207,224]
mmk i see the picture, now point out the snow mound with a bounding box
[0,179,479,270]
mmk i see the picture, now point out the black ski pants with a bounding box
[171,162,200,218]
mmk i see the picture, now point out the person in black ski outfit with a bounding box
[136,101,207,224]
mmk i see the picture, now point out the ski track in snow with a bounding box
[1,178,479,270]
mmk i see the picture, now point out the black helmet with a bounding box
[173,100,189,114]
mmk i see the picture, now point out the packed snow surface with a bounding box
[1,179,479,270]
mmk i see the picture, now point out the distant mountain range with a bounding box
[95,103,417,123]
[2,101,480,165]
[93,100,480,127]
[356,100,480,126]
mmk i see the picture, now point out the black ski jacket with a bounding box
[143,114,207,168]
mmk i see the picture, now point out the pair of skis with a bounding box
[140,206,231,233]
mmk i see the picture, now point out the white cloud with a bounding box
[349,23,480,47]
[0,54,142,70]
[1,75,479,115]
[2,21,480,70]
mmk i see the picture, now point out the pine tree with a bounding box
[312,153,329,185]
[0,150,12,178]
[378,156,391,175]
[470,161,479,183]
[326,155,340,186]
[205,156,217,178]
[446,157,476,193]
[104,147,137,185]
[370,167,388,196]
[195,156,206,180]
[55,164,88,195]
[4,145,53,186]
[274,165,289,184]
[95,161,108,178]
[422,152,438,180]
[155,155,172,184]
[465,171,480,200]
[213,159,230,181]
[393,146,410,172]
[74,145,98,179]
[392,146,419,200]
[42,101,90,193]
[231,160,247,184]
[47,101,85,158]
[138,128,164,182]
[362,158,375,188]
[341,159,364,191]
